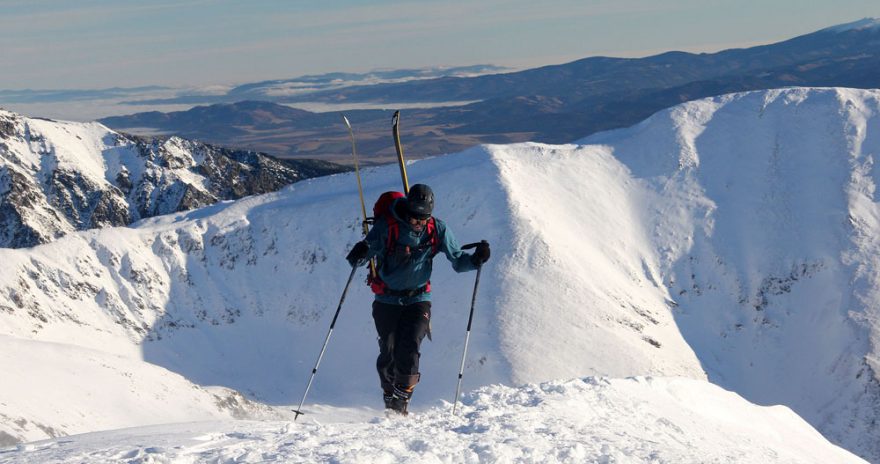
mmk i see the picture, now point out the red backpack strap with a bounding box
[424,219,439,294]
[426,218,439,256]
[385,215,399,253]
[370,215,400,295]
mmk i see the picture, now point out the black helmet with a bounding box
[406,184,434,219]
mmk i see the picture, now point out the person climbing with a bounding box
[345,184,490,415]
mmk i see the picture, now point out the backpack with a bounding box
[368,191,440,295]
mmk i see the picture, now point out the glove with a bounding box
[346,241,369,267]
[470,241,490,266]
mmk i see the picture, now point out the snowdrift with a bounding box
[1,87,879,460]
[1,378,866,464]
[0,335,284,446]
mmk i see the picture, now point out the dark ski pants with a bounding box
[372,300,431,393]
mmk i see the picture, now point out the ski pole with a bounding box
[293,265,358,421]
[452,241,486,416]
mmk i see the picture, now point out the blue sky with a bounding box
[2,0,879,90]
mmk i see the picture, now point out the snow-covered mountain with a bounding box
[581,87,880,461]
[0,109,344,248]
[1,87,879,462]
[826,17,880,33]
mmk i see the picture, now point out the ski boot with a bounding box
[383,390,394,410]
[386,385,413,416]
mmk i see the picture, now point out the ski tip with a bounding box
[392,110,400,125]
[342,115,351,127]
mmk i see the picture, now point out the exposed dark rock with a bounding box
[47,169,130,230]
[0,430,18,446]
[0,114,349,249]
[0,120,15,139]
[115,169,132,194]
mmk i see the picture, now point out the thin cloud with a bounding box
[264,0,681,35]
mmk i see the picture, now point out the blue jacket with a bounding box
[364,198,478,305]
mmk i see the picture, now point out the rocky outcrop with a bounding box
[0,109,347,248]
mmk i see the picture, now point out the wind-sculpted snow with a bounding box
[1,87,880,461]
[579,87,880,461]
[0,378,866,464]
[0,335,287,447]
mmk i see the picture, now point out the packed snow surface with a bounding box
[2,87,880,461]
[0,377,866,464]
[0,335,283,447]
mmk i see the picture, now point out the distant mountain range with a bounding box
[123,65,508,106]
[0,66,506,107]
[101,18,880,164]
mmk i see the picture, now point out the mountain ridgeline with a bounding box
[100,19,880,163]
[0,109,347,248]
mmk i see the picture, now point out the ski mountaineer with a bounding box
[345,184,490,415]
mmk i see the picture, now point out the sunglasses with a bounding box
[408,216,430,225]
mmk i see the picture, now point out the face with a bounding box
[408,216,429,232]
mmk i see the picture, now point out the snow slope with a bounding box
[1,87,879,460]
[0,335,285,447]
[581,87,880,460]
[0,142,703,409]
[0,378,866,464]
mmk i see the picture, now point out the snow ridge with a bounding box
[583,87,880,460]
[824,17,880,33]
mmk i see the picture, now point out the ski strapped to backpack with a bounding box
[342,114,378,282]
[367,191,440,295]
